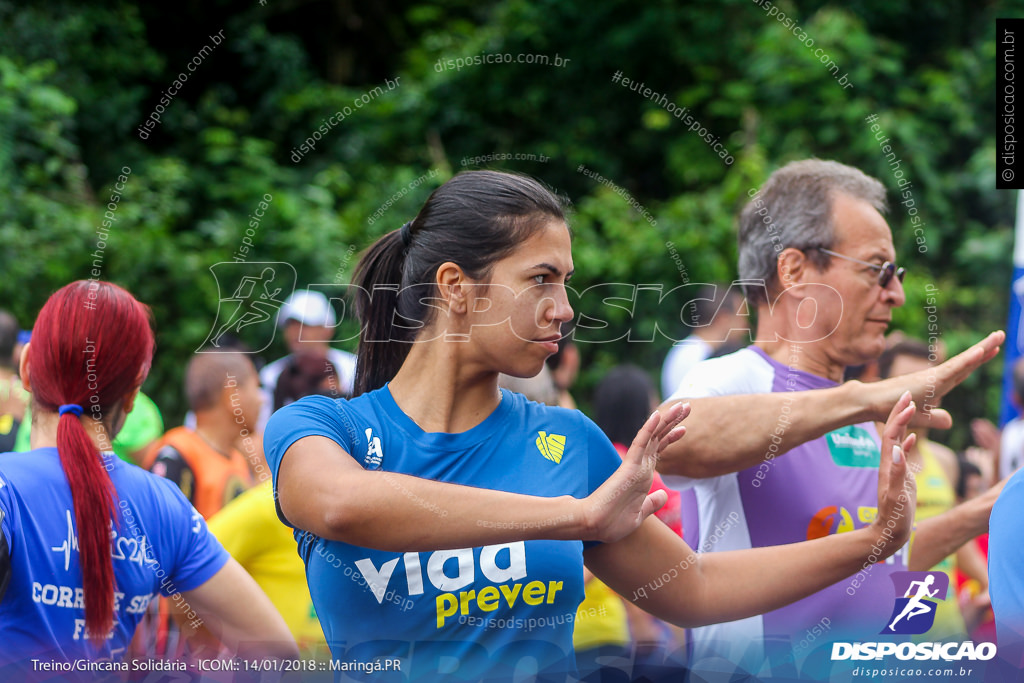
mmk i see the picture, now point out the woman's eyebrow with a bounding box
[531,263,574,278]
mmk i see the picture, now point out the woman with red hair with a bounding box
[0,281,295,676]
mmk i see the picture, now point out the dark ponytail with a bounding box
[351,230,408,395]
[351,170,568,395]
[28,281,154,645]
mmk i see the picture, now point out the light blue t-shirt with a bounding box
[0,447,228,677]
[264,387,622,682]
[991,466,1024,668]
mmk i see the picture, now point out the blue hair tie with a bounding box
[58,404,84,417]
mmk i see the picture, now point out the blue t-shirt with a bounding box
[991,466,1024,668]
[0,447,229,677]
[264,387,622,682]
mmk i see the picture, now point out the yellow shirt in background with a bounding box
[573,577,630,652]
[207,479,329,657]
[912,441,967,641]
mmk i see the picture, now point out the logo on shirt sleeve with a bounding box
[364,428,383,469]
[535,432,566,464]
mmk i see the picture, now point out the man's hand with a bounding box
[863,331,1003,429]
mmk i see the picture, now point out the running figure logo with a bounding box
[882,571,948,634]
[200,262,296,352]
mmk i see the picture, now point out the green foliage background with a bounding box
[0,0,1018,448]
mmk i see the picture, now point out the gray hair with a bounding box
[738,159,887,306]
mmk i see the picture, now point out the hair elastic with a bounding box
[58,404,84,417]
[399,221,413,247]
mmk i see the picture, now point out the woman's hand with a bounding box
[580,402,688,543]
[870,391,917,558]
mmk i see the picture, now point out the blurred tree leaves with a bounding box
[0,0,1018,446]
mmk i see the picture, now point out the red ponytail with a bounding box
[28,281,154,646]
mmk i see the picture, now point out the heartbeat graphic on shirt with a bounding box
[51,509,79,572]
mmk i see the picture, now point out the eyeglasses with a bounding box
[812,248,905,289]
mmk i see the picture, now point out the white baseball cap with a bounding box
[278,290,337,327]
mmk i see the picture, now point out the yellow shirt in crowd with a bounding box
[207,479,329,657]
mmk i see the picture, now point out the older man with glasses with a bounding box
[656,159,1005,679]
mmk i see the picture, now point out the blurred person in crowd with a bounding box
[658,159,1005,676]
[877,338,990,641]
[501,360,691,681]
[705,334,749,361]
[950,455,997,640]
[545,320,580,409]
[109,392,164,463]
[0,312,28,453]
[266,170,917,681]
[178,337,278,486]
[208,483,329,659]
[966,357,1024,486]
[260,289,356,403]
[956,457,986,502]
[184,334,266,431]
[965,421,1000,487]
[996,356,1024,480]
[660,284,748,399]
[0,281,295,678]
[498,364,560,406]
[587,364,686,682]
[210,348,345,656]
[499,363,633,682]
[592,364,683,539]
[145,351,260,520]
[11,329,29,370]
[138,350,262,659]
[272,353,344,411]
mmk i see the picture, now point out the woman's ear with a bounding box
[18,343,30,392]
[122,364,149,415]
[120,364,149,418]
[435,262,470,315]
[121,388,141,416]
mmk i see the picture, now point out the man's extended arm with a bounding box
[657,332,1003,479]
